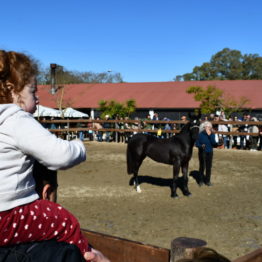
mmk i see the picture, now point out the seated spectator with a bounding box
[117,116,125,143]
[124,116,132,142]
[50,117,57,129]
[76,120,86,141]
[238,113,250,150]
[163,117,171,138]
[180,115,187,130]
[249,117,259,151]
[152,112,160,129]
[218,116,229,149]
[103,115,111,142]
[131,117,140,135]
[93,117,103,142]
[87,121,94,141]
[143,115,153,133]
[231,116,240,149]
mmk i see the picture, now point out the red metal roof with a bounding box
[37,80,262,109]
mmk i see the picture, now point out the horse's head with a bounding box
[188,113,201,141]
[179,112,201,140]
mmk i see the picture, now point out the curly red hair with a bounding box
[0,50,38,104]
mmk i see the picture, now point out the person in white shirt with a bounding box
[0,50,109,262]
[218,116,229,149]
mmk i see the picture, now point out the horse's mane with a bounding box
[179,121,191,134]
[146,133,160,142]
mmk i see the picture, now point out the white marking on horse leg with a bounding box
[136,185,141,193]
[133,176,141,192]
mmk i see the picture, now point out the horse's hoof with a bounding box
[171,194,179,199]
[198,181,204,187]
[136,186,142,193]
[184,191,191,196]
[205,182,213,187]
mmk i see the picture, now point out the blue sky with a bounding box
[1,0,261,82]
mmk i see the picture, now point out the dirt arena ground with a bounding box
[58,141,262,260]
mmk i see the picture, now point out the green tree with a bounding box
[182,73,195,81]
[242,54,262,79]
[187,85,249,117]
[187,85,223,115]
[37,66,124,85]
[192,63,215,80]
[99,99,136,119]
[210,48,243,80]
[175,48,262,81]
[220,95,250,118]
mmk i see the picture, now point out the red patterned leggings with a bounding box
[0,200,89,256]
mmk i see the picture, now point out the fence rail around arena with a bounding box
[40,119,262,138]
[82,228,262,262]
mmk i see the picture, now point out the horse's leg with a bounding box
[171,160,180,198]
[133,155,146,193]
[133,173,141,193]
[181,162,191,196]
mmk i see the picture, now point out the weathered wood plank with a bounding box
[82,229,262,262]
[233,248,262,262]
[81,229,170,262]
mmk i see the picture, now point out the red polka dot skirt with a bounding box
[0,200,90,256]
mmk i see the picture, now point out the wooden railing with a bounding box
[82,229,262,262]
[82,229,169,262]
[39,119,262,137]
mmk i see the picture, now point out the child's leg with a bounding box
[0,199,90,256]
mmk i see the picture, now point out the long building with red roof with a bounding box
[37,80,262,119]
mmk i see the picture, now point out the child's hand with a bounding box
[84,248,111,262]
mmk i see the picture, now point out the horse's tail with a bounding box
[126,143,135,175]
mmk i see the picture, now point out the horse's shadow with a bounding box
[129,170,202,193]
[129,175,188,194]
[129,175,172,187]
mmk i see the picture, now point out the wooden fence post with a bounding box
[170,237,207,262]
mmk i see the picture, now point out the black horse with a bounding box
[126,117,200,198]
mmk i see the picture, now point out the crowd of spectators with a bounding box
[39,112,262,151]
[208,112,262,151]
[92,112,261,151]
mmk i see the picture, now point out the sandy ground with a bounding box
[57,141,262,260]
